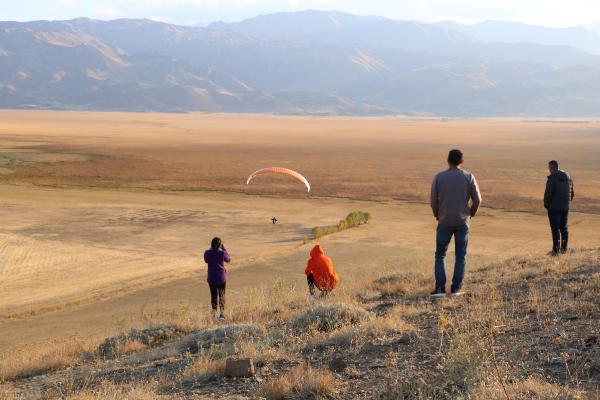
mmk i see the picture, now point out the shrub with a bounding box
[312,211,371,239]
[178,324,266,354]
[444,327,490,390]
[261,365,338,400]
[289,303,373,334]
[373,273,429,298]
[98,324,186,358]
[473,377,584,399]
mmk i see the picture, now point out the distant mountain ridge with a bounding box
[2,11,600,116]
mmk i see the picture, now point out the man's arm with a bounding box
[544,178,553,209]
[469,175,481,217]
[430,176,439,220]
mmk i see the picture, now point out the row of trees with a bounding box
[311,211,372,239]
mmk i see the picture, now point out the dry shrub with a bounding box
[0,340,93,381]
[444,317,491,390]
[373,273,429,298]
[473,377,584,399]
[261,365,338,400]
[181,356,226,383]
[290,303,373,334]
[0,383,21,400]
[60,380,168,400]
[178,323,266,354]
[369,372,456,400]
[98,324,186,358]
[305,314,414,352]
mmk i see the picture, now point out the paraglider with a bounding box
[246,167,311,192]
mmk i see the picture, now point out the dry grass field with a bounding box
[0,111,599,398]
[1,111,599,213]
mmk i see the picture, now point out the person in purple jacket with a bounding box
[203,237,231,320]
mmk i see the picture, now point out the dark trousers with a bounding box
[548,210,569,252]
[434,223,469,291]
[209,283,226,313]
[307,273,328,297]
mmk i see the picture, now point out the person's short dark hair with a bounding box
[448,149,463,166]
[549,160,559,169]
[211,237,222,250]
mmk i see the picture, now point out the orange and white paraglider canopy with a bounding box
[246,167,310,192]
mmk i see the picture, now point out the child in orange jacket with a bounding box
[305,244,340,298]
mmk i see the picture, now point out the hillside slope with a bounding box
[2,248,598,399]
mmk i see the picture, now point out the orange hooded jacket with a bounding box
[305,245,340,291]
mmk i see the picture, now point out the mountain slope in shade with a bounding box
[0,20,297,112]
[211,11,600,69]
[467,21,600,55]
[3,13,600,116]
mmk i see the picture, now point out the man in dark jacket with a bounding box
[544,160,574,255]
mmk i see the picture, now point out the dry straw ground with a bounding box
[0,111,599,398]
[1,248,598,399]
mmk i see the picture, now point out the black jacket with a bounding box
[544,170,574,211]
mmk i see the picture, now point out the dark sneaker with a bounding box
[550,249,559,257]
[219,313,226,321]
[430,287,446,298]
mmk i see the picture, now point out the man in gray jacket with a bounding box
[544,160,574,255]
[430,149,481,297]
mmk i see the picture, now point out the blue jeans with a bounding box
[434,223,469,291]
[547,210,569,252]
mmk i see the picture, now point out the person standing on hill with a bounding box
[544,160,574,256]
[204,237,230,320]
[430,149,481,298]
[305,244,340,300]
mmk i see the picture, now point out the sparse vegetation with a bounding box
[98,324,187,358]
[261,365,339,400]
[3,249,600,399]
[0,340,94,381]
[289,303,373,334]
[311,211,371,239]
[178,323,266,354]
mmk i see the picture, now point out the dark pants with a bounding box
[548,210,569,252]
[209,283,226,313]
[434,223,469,291]
[307,274,328,297]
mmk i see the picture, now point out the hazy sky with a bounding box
[2,0,600,27]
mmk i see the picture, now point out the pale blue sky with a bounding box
[2,0,600,27]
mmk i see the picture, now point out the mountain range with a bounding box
[2,11,600,116]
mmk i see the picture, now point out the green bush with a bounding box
[311,211,371,239]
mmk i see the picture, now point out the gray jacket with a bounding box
[544,170,574,211]
[430,167,481,226]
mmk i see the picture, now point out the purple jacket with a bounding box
[204,247,231,285]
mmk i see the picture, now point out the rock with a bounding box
[397,335,411,345]
[329,356,348,372]
[226,358,255,378]
[550,357,564,365]
[585,335,598,347]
